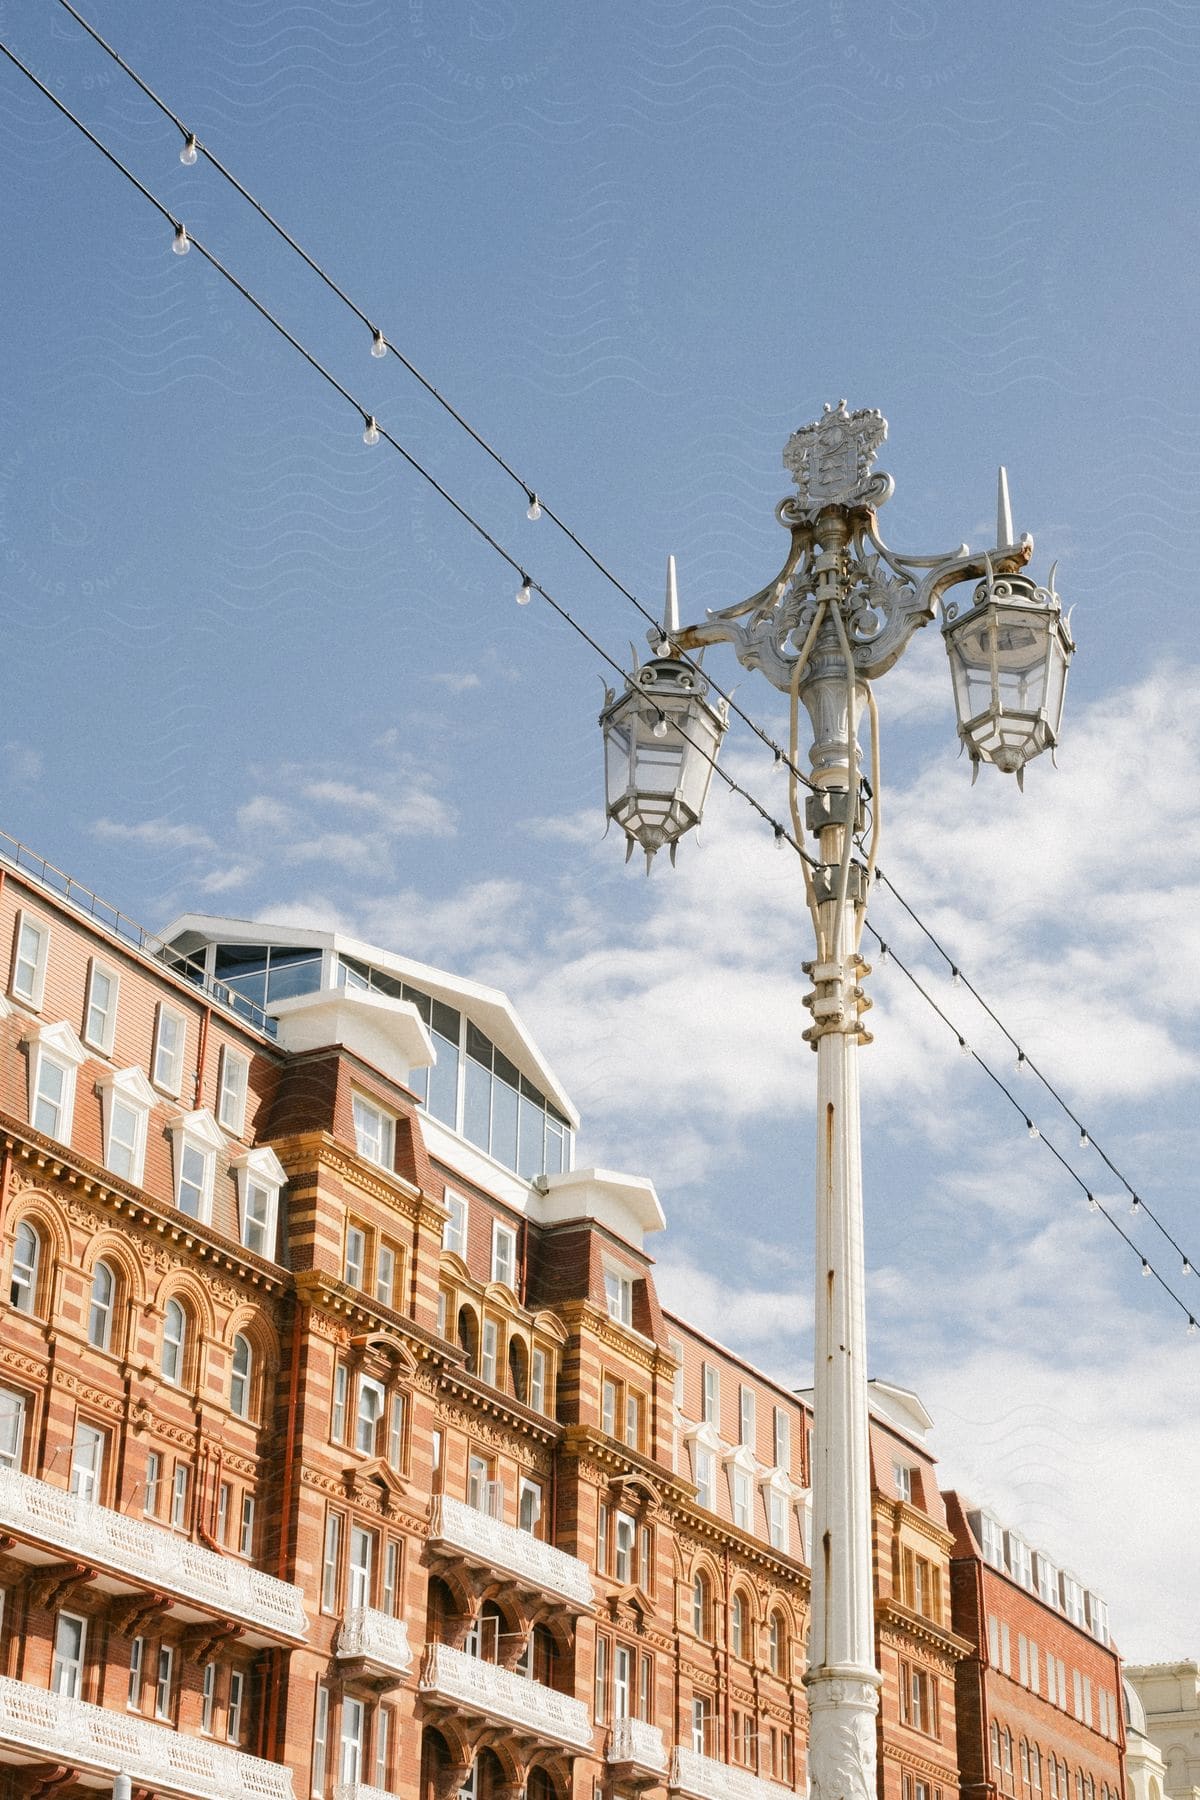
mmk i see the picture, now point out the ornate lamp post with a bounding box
[599,404,1073,1800]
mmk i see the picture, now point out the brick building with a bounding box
[943,1494,1125,1800]
[0,839,1126,1800]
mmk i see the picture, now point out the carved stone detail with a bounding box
[806,1676,879,1800]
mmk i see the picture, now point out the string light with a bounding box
[958,1036,971,1057]
[774,824,786,850]
[1141,1259,1151,1278]
[371,330,387,359]
[171,222,190,255]
[1079,1128,1089,1148]
[1130,1196,1142,1216]
[1087,1193,1097,1212]
[1184,1259,1192,1276]
[516,577,532,606]
[1026,1119,1040,1141]
[362,416,380,446]
[526,493,542,521]
[652,714,669,739]
[1016,1050,1027,1075]
[179,132,197,166]
[951,966,961,985]
[878,943,889,964]
[1189,1317,1198,1337]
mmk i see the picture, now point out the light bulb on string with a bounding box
[1026,1119,1039,1140]
[1130,1195,1142,1216]
[878,943,889,964]
[1087,1193,1098,1213]
[774,825,785,851]
[362,416,380,446]
[958,1037,970,1058]
[1079,1128,1089,1149]
[526,493,542,521]
[1184,1259,1192,1276]
[1141,1259,1151,1279]
[371,331,387,359]
[180,134,198,166]
[516,578,532,606]
[652,714,669,739]
[1189,1317,1198,1337]
[172,223,190,255]
[951,966,961,986]
[1016,1050,1027,1075]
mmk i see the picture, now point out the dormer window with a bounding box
[491,1220,517,1289]
[25,1020,88,1147]
[352,1093,395,1170]
[97,1066,155,1186]
[10,912,49,1009]
[230,1146,285,1259]
[83,961,119,1055]
[152,1004,187,1096]
[168,1110,224,1224]
[217,1046,250,1136]
[604,1265,633,1327]
[443,1190,468,1257]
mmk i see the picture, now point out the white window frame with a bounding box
[491,1219,518,1290]
[171,1460,190,1530]
[217,1044,250,1136]
[69,1421,105,1502]
[375,1242,396,1307]
[239,1493,255,1558]
[10,1218,42,1316]
[352,1092,395,1170]
[732,1466,752,1531]
[313,1686,330,1797]
[602,1377,618,1436]
[10,911,49,1009]
[155,1643,174,1721]
[773,1405,790,1470]
[345,1223,368,1289]
[87,1260,116,1351]
[530,1347,547,1414]
[230,1146,285,1259]
[386,1392,405,1470]
[355,1375,385,1457]
[169,1110,224,1224]
[614,1509,636,1583]
[348,1524,374,1609]
[339,1694,365,1785]
[443,1189,468,1258]
[152,1003,187,1096]
[230,1334,253,1419]
[25,1019,87,1146]
[162,1298,188,1386]
[480,1317,499,1386]
[227,1669,245,1743]
[694,1445,716,1511]
[701,1363,719,1426]
[144,1451,161,1518]
[52,1611,87,1699]
[98,1065,155,1186]
[200,1658,215,1732]
[83,959,119,1055]
[604,1264,633,1327]
[0,1387,26,1470]
[322,1512,342,1613]
[738,1385,755,1449]
[894,1460,914,1503]
[519,1476,543,1536]
[130,1637,146,1713]
[769,1488,789,1552]
[217,1481,231,1546]
[331,1363,349,1445]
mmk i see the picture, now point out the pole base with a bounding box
[805,1671,881,1800]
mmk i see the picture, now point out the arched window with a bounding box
[508,1336,528,1404]
[769,1610,788,1676]
[162,1298,187,1385]
[230,1334,253,1418]
[10,1220,42,1315]
[457,1307,479,1375]
[730,1591,747,1659]
[88,1260,116,1349]
[692,1570,712,1640]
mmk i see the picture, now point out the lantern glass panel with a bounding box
[605,720,633,809]
[634,736,685,794]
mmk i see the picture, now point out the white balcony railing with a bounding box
[420,1642,594,1752]
[334,1605,414,1679]
[0,1674,295,1799]
[334,1787,401,1800]
[0,1464,308,1641]
[670,1748,798,1800]
[429,1495,594,1609]
[609,1716,668,1772]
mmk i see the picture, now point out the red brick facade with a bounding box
[0,854,1127,1800]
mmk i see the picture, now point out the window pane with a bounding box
[490,1074,518,1167]
[428,1029,459,1125]
[463,1055,491,1150]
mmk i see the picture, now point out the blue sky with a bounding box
[3,0,1199,1656]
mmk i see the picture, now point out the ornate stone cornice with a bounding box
[876,1599,974,1662]
[874,1496,956,1553]
[271,1130,425,1218]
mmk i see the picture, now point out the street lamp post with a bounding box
[600,403,1073,1800]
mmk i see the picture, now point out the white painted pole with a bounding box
[800,539,881,1800]
[113,1778,132,1800]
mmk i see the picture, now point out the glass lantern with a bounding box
[942,568,1074,785]
[599,651,728,868]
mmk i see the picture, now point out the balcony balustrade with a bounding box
[334,1787,401,1800]
[420,1642,594,1752]
[670,1748,798,1800]
[609,1715,669,1775]
[0,1464,308,1642]
[334,1604,414,1682]
[428,1496,594,1610]
[0,1674,294,1799]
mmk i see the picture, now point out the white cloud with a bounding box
[430,671,482,692]
[92,816,215,851]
